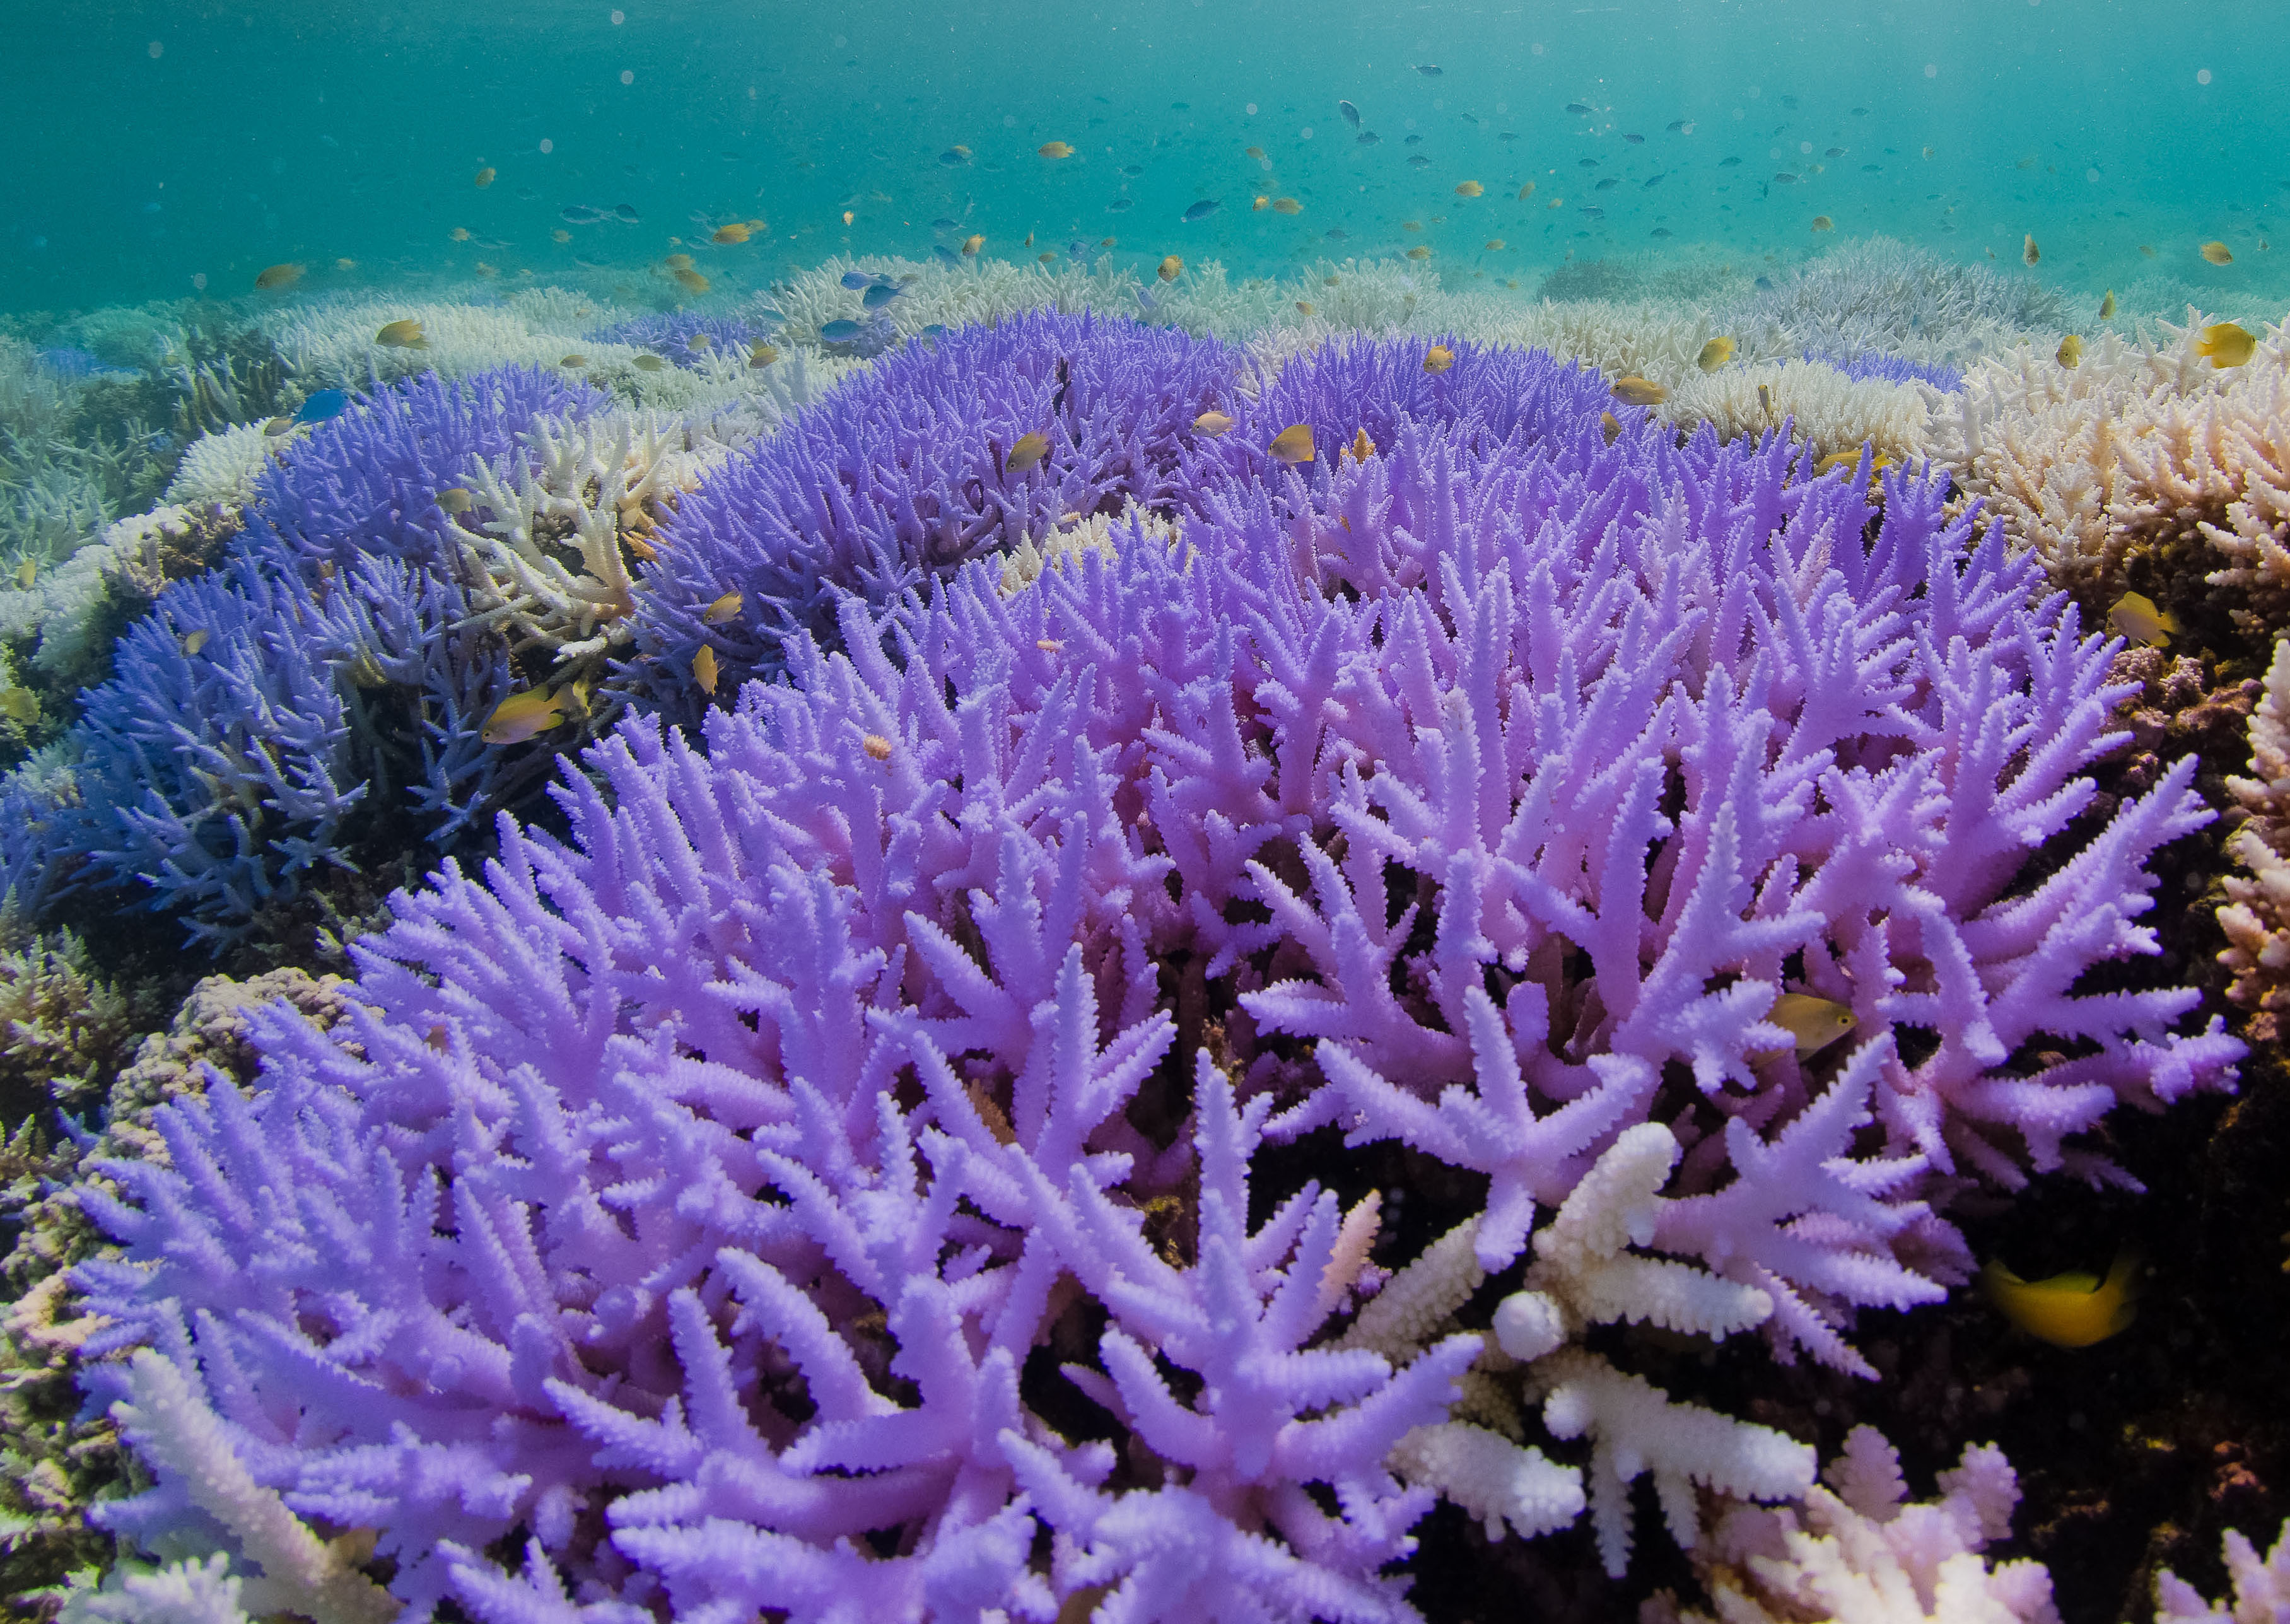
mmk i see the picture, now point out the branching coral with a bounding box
[2219,637,2290,1031]
[2154,1518,2290,1623]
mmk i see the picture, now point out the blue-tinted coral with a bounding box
[75,335,2238,1621]
[623,309,1242,710]
[587,310,764,366]
[241,365,601,571]
[1809,349,1966,392]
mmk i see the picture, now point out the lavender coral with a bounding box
[71,332,2236,1620]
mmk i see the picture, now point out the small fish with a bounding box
[2057,334,2083,368]
[375,318,428,348]
[1101,236,1118,246]
[1600,411,1620,441]
[1595,178,1618,191]
[938,148,973,168]
[1645,173,1666,187]
[2016,155,2037,170]
[1246,145,1266,160]
[712,223,752,244]
[691,645,719,695]
[614,203,640,222]
[294,388,349,426]
[255,262,305,290]
[1811,215,1834,231]
[632,353,667,371]
[450,226,474,243]
[1039,141,1075,159]
[1401,220,1422,231]
[1183,200,1221,221]
[1268,424,1315,464]
[552,228,573,243]
[703,590,744,624]
[13,559,34,589]
[1578,206,1605,219]
[1294,300,1316,316]
[1273,197,1302,214]
[1623,132,1645,145]
[748,342,779,367]
[335,257,356,269]
[1720,155,1743,167]
[1345,428,1374,462]
[1697,337,1734,372]
[474,260,498,278]
[1413,63,1442,76]
[2200,240,2233,265]
[862,282,901,310]
[932,216,959,230]
[1825,146,1846,158]
[1923,146,1936,159]
[1253,195,1270,211]
[2139,243,2156,257]
[560,204,607,224]
[1406,245,1432,260]
[1652,228,1674,238]
[1121,163,1144,176]
[2108,590,2178,648]
[1566,102,1592,115]
[182,629,207,655]
[1408,155,1432,168]
[474,166,495,188]
[1006,431,1051,473]
[1454,179,1484,199]
[1194,411,1236,435]
[1159,254,1183,282]
[1773,172,1799,184]
[1768,993,1857,1054]
[1357,131,1381,146]
[1340,99,1362,129]
[1516,181,1535,200]
[1813,448,1893,477]
[688,333,713,351]
[560,354,587,368]
[961,233,985,255]
[1326,226,1349,239]
[482,686,568,745]
[933,245,961,267]
[2197,322,2257,367]
[1107,197,1134,213]
[2023,233,2040,266]
[1979,1247,2142,1349]
[1667,119,1688,132]
[2100,290,2116,320]
[1423,344,1454,375]
[436,488,474,513]
[1484,238,1505,250]
[819,320,864,343]
[1758,383,1773,414]
[1610,376,1666,406]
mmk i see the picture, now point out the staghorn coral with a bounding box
[2219,637,2290,1032]
[1713,238,2064,365]
[0,924,137,1126]
[2154,1517,2290,1624]
[160,426,279,510]
[1664,357,1941,468]
[0,502,242,696]
[61,332,2237,1621]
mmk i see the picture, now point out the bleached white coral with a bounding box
[162,424,279,508]
[2219,638,2290,1019]
[56,1555,253,1624]
[2154,1519,2290,1623]
[260,295,609,390]
[1387,1421,1585,1543]
[1666,358,1940,467]
[0,504,231,679]
[1672,1427,2059,1624]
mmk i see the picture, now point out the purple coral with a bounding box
[587,310,767,367]
[1807,350,1966,392]
[74,332,2236,1619]
[622,310,1242,711]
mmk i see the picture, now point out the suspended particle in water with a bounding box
[1300,125,1314,139]
[1924,62,1938,78]
[1246,102,1257,114]
[192,272,206,289]
[147,40,163,57]
[620,69,634,84]
[2197,67,2212,84]
[610,8,624,20]
[540,137,554,153]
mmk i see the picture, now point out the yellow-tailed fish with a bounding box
[1599,411,1620,442]
[691,645,719,695]
[703,590,744,624]
[2140,243,2156,257]
[711,222,752,244]
[1697,337,1734,372]
[2197,322,2257,367]
[552,228,573,243]
[673,266,710,295]
[375,319,428,349]
[688,333,713,352]
[2201,240,2233,265]
[1268,424,1314,464]
[1456,180,1483,197]
[1006,431,1051,474]
[481,687,568,745]
[962,233,985,255]
[1768,993,1857,1054]
[1979,1247,2142,1348]
[1193,411,1235,435]
[2108,590,2177,648]
[263,416,295,437]
[862,733,894,761]
[2057,334,2083,368]
[1757,383,1773,415]
[1038,141,1074,159]
[2100,290,2115,320]
[436,488,474,514]
[2023,234,2040,266]
[1158,255,1183,282]
[1610,376,1666,406]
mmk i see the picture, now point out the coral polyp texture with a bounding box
[65,326,2240,1623]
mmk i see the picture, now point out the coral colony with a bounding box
[5,296,2265,1623]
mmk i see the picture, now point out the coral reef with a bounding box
[2219,638,2290,1036]
[61,331,2236,1621]
[1714,238,2064,368]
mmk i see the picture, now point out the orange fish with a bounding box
[712,223,752,244]
[962,233,984,255]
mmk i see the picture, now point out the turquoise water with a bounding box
[6,0,2288,315]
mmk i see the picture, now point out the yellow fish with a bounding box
[1268,424,1315,464]
[450,226,472,242]
[182,629,208,656]
[1811,215,1833,232]
[1697,337,1734,372]
[632,354,667,372]
[560,354,587,368]
[1922,145,1934,159]
[1423,345,1455,375]
[1768,993,1857,1054]
[1039,252,1057,264]
[474,260,498,278]
[1101,236,1118,247]
[688,333,713,351]
[1024,233,1034,247]
[474,166,495,188]
[749,342,780,368]
[2057,334,2083,368]
[1038,141,1074,160]
[1007,431,1051,473]
[673,267,711,295]
[1158,254,1183,282]
[2139,243,2156,257]
[13,559,35,589]
[1294,300,1315,315]
[436,488,474,513]
[552,228,573,243]
[1485,238,1506,251]
[0,687,36,725]
[1272,197,1302,214]
[2108,590,2177,648]
[1400,221,1422,231]
[2100,290,2115,320]
[1405,245,1431,260]
[703,590,744,625]
[1599,410,1620,442]
[1757,383,1773,415]
[1517,182,1536,200]
[481,686,568,745]
[1344,427,1374,463]
[1979,1247,2142,1348]
[1456,180,1483,197]
[375,319,428,349]
[2023,234,2040,266]
[1245,145,1266,160]
[1813,448,1893,477]
[2200,240,2233,265]
[692,645,720,695]
[712,223,752,244]
[335,258,357,271]
[255,262,305,290]
[1609,376,1667,407]
[1193,411,1236,435]
[962,234,985,256]
[1253,196,1271,211]
[2197,322,2257,367]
